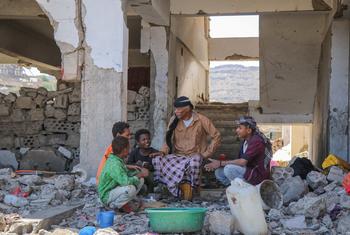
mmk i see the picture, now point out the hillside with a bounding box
[209,64,259,103]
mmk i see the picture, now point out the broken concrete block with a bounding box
[20,150,66,172]
[127,90,137,104]
[306,171,328,190]
[281,215,307,230]
[0,213,5,231]
[0,150,18,170]
[18,175,42,186]
[4,92,17,103]
[288,196,326,218]
[268,208,283,221]
[11,109,26,122]
[22,203,84,233]
[135,94,146,107]
[19,148,30,155]
[127,112,136,121]
[29,109,45,121]
[340,194,350,209]
[53,109,67,120]
[127,104,137,112]
[337,215,350,234]
[8,221,33,234]
[280,176,308,204]
[94,228,120,235]
[54,95,68,108]
[67,103,80,116]
[58,83,67,90]
[0,104,10,116]
[138,86,150,97]
[66,134,80,148]
[327,166,345,184]
[58,146,72,159]
[37,87,48,96]
[208,211,235,235]
[4,195,28,207]
[20,87,38,97]
[15,97,34,109]
[54,175,75,191]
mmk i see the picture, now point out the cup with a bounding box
[96,210,115,228]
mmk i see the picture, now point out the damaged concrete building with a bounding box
[0,0,350,177]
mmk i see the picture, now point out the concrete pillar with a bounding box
[328,19,350,161]
[79,0,128,176]
[149,27,169,149]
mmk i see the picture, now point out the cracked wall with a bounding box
[35,0,128,176]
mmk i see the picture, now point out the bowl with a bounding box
[145,207,207,233]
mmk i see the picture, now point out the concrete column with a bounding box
[329,19,350,161]
[79,0,128,176]
[149,27,169,149]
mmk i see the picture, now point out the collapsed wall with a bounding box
[0,82,81,171]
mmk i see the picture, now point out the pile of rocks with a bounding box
[127,87,151,145]
[0,82,81,171]
[269,165,350,234]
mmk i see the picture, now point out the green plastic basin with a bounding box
[145,207,208,233]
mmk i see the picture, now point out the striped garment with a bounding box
[152,154,202,196]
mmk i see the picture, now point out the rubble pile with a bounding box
[267,165,350,235]
[0,83,81,171]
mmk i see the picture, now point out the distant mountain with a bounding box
[210,64,259,103]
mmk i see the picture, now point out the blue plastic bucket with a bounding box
[97,210,115,228]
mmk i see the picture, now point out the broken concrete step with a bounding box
[20,203,84,233]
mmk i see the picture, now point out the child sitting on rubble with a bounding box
[98,136,149,213]
[127,129,160,193]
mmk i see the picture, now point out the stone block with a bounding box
[127,112,136,121]
[11,109,26,122]
[19,87,38,97]
[16,135,40,148]
[35,95,46,108]
[54,109,67,120]
[137,107,149,120]
[128,120,148,134]
[45,104,55,118]
[47,134,67,145]
[25,121,44,135]
[67,116,80,122]
[0,135,14,149]
[327,166,345,184]
[54,95,68,108]
[127,90,137,104]
[68,88,81,103]
[340,194,350,209]
[0,150,18,170]
[67,103,80,116]
[306,171,328,190]
[29,109,45,121]
[54,175,75,190]
[58,146,72,159]
[20,149,66,171]
[138,86,150,97]
[135,94,147,107]
[127,104,137,112]
[66,134,80,148]
[208,211,235,235]
[280,176,308,204]
[37,87,48,96]
[15,97,34,109]
[4,92,17,103]
[58,83,67,90]
[0,104,10,116]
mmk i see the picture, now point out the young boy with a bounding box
[96,122,139,184]
[98,136,149,212]
[127,129,159,193]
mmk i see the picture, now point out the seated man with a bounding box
[205,116,272,186]
[98,136,149,212]
[152,96,221,200]
[96,122,139,184]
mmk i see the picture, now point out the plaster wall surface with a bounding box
[260,13,327,115]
